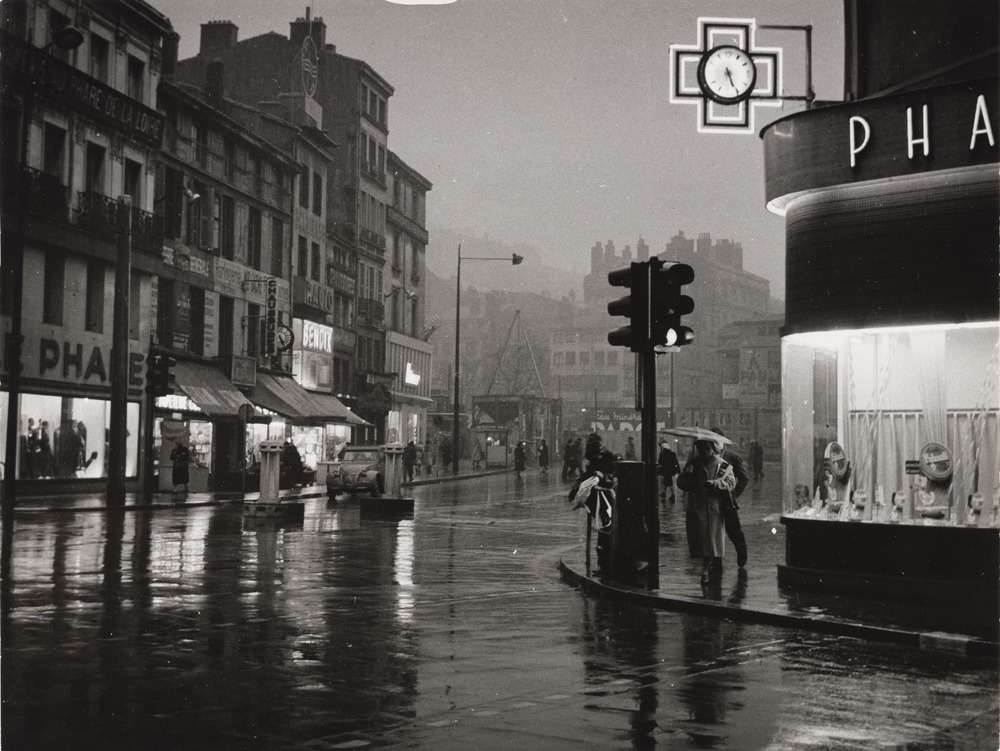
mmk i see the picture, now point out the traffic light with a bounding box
[145,353,177,397]
[651,261,695,348]
[607,261,650,352]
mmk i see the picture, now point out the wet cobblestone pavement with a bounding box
[3,470,997,750]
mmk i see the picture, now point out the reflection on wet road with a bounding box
[3,472,997,749]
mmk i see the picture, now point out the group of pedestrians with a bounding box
[567,428,757,587]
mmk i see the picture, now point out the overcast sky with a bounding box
[153,0,845,298]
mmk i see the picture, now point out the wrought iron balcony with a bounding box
[76,191,163,253]
[0,163,70,223]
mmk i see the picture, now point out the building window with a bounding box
[43,250,64,325]
[248,208,262,270]
[194,121,208,167]
[187,182,207,248]
[410,296,419,338]
[392,234,401,270]
[85,142,105,193]
[156,278,173,345]
[566,352,576,366]
[594,351,605,367]
[43,123,66,180]
[393,178,401,209]
[89,33,109,83]
[127,55,144,101]
[310,242,320,282]
[224,140,236,182]
[220,195,235,259]
[123,158,142,205]
[271,217,284,277]
[312,170,322,215]
[299,167,309,209]
[251,154,262,194]
[553,352,564,366]
[607,351,618,365]
[85,259,104,333]
[377,145,385,174]
[296,235,307,278]
[246,303,261,356]
[218,295,234,358]
[378,98,386,125]
[160,166,183,239]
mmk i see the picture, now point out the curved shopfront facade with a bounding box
[761,77,999,633]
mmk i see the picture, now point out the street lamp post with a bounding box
[452,246,523,474]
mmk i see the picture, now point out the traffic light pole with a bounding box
[639,348,659,590]
[107,196,132,507]
[142,338,156,505]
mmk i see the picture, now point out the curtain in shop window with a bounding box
[847,410,999,508]
[908,330,948,444]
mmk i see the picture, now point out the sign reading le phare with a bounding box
[1,32,164,147]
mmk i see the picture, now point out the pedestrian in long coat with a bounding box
[677,439,736,585]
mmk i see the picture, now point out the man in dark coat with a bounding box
[657,441,681,503]
[402,440,417,483]
[711,428,750,568]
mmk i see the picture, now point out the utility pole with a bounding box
[107,196,132,507]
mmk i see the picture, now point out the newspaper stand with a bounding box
[244,440,304,520]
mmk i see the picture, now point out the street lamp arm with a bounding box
[452,246,525,473]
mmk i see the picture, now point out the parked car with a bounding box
[326,446,385,499]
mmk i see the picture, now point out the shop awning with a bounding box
[172,361,254,420]
[249,373,369,426]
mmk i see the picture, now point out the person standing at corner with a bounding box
[677,438,736,584]
[170,439,191,496]
[402,440,417,483]
[513,440,527,480]
[710,427,750,568]
[537,439,549,473]
[749,439,764,485]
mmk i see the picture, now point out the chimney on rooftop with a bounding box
[200,20,238,58]
[290,13,327,51]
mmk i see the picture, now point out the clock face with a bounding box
[276,324,294,353]
[697,45,757,104]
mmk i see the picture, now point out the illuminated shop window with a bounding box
[783,323,999,527]
[1,393,139,479]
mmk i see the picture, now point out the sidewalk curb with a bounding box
[402,468,510,489]
[558,558,998,659]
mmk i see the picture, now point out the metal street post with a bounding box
[452,247,523,474]
[107,196,132,506]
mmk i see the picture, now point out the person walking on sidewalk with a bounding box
[537,439,549,473]
[513,441,527,480]
[402,440,417,483]
[711,427,750,568]
[677,438,736,584]
[657,440,681,503]
[471,438,484,470]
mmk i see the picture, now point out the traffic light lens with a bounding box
[665,328,678,347]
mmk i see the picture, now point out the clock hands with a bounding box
[725,67,736,92]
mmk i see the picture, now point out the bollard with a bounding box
[383,443,404,497]
[259,440,282,504]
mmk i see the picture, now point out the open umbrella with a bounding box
[659,426,735,446]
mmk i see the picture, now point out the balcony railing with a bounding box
[76,191,163,253]
[1,162,71,223]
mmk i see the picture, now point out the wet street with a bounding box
[3,472,997,750]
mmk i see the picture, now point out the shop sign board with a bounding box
[229,356,257,387]
[293,276,337,316]
[1,325,145,388]
[298,320,333,353]
[404,362,421,386]
[0,32,165,146]
[264,278,278,355]
[763,78,999,210]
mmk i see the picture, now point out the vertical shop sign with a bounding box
[265,278,277,355]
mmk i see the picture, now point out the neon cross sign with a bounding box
[670,18,783,134]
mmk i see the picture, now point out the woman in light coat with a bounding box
[678,439,737,584]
